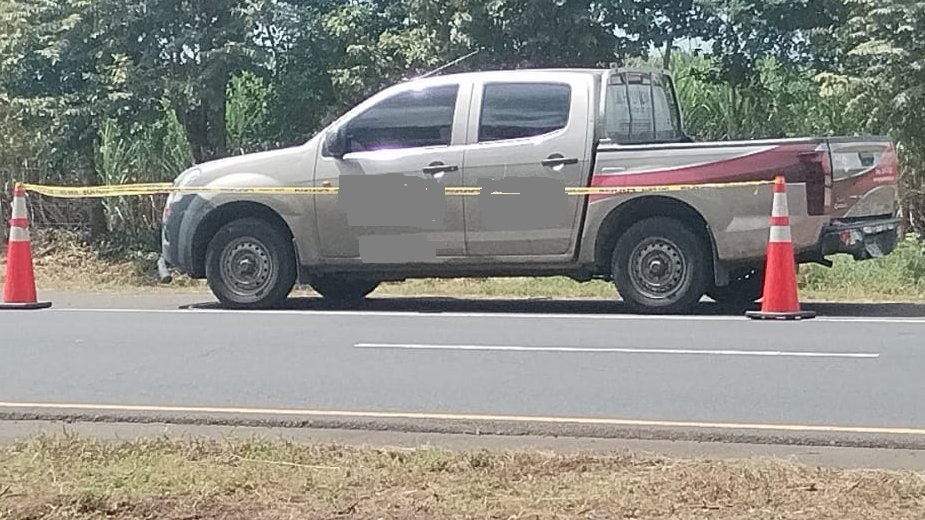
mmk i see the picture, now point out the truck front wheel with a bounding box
[612,217,710,314]
[205,217,297,309]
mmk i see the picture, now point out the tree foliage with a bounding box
[837,0,925,228]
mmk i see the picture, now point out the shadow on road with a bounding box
[181,296,925,318]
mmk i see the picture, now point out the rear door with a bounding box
[461,74,594,258]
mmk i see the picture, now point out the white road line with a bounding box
[45,307,925,324]
[354,343,880,359]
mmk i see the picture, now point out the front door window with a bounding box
[342,86,459,153]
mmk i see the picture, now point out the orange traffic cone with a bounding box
[746,176,814,320]
[1,185,52,310]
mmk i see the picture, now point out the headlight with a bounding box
[166,168,201,214]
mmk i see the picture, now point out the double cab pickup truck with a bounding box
[161,66,901,313]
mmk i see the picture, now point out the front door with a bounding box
[314,80,469,263]
[462,76,592,258]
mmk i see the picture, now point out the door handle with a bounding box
[422,163,459,175]
[541,157,579,167]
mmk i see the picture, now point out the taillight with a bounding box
[799,146,831,216]
[817,144,833,212]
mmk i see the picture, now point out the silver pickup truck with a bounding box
[161,66,901,313]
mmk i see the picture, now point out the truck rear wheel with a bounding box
[707,267,764,306]
[205,217,297,309]
[612,217,709,314]
[309,276,380,303]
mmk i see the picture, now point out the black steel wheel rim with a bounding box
[219,237,276,299]
[628,237,688,300]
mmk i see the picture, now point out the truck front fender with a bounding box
[171,174,319,278]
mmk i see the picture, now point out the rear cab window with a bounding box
[603,71,684,145]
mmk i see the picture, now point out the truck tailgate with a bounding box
[826,137,900,220]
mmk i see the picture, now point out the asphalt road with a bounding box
[3,292,925,454]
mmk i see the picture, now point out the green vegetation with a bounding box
[1,0,923,295]
[669,53,870,140]
[1,434,923,519]
[800,235,925,301]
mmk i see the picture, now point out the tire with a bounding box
[612,217,710,314]
[205,217,297,309]
[707,267,764,306]
[309,275,380,303]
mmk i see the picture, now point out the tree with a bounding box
[0,0,260,237]
[617,0,713,69]
[0,0,106,181]
[839,0,925,230]
[237,0,340,146]
[318,0,651,110]
[699,0,845,87]
[673,0,847,138]
[463,0,642,67]
[112,0,259,162]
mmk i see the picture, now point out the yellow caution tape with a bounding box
[18,179,772,198]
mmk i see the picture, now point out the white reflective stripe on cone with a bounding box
[11,195,28,219]
[772,192,789,217]
[8,226,30,242]
[769,225,792,243]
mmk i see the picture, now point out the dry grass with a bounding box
[0,230,205,293]
[1,435,924,519]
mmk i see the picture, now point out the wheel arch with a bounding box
[191,201,296,278]
[594,196,726,285]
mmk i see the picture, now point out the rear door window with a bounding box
[478,83,571,142]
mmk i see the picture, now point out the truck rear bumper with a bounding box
[819,216,901,260]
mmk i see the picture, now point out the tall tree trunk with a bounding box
[174,75,228,164]
[662,36,674,70]
[182,70,229,163]
[180,102,208,164]
[86,144,109,238]
[203,69,229,160]
[726,85,738,139]
[88,200,108,237]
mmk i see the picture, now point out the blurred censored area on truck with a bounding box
[19,176,771,264]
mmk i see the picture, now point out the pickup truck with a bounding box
[160,66,901,314]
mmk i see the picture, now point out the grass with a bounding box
[2,230,925,302]
[1,435,924,519]
[798,234,925,302]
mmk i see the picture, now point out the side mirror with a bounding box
[325,127,349,159]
